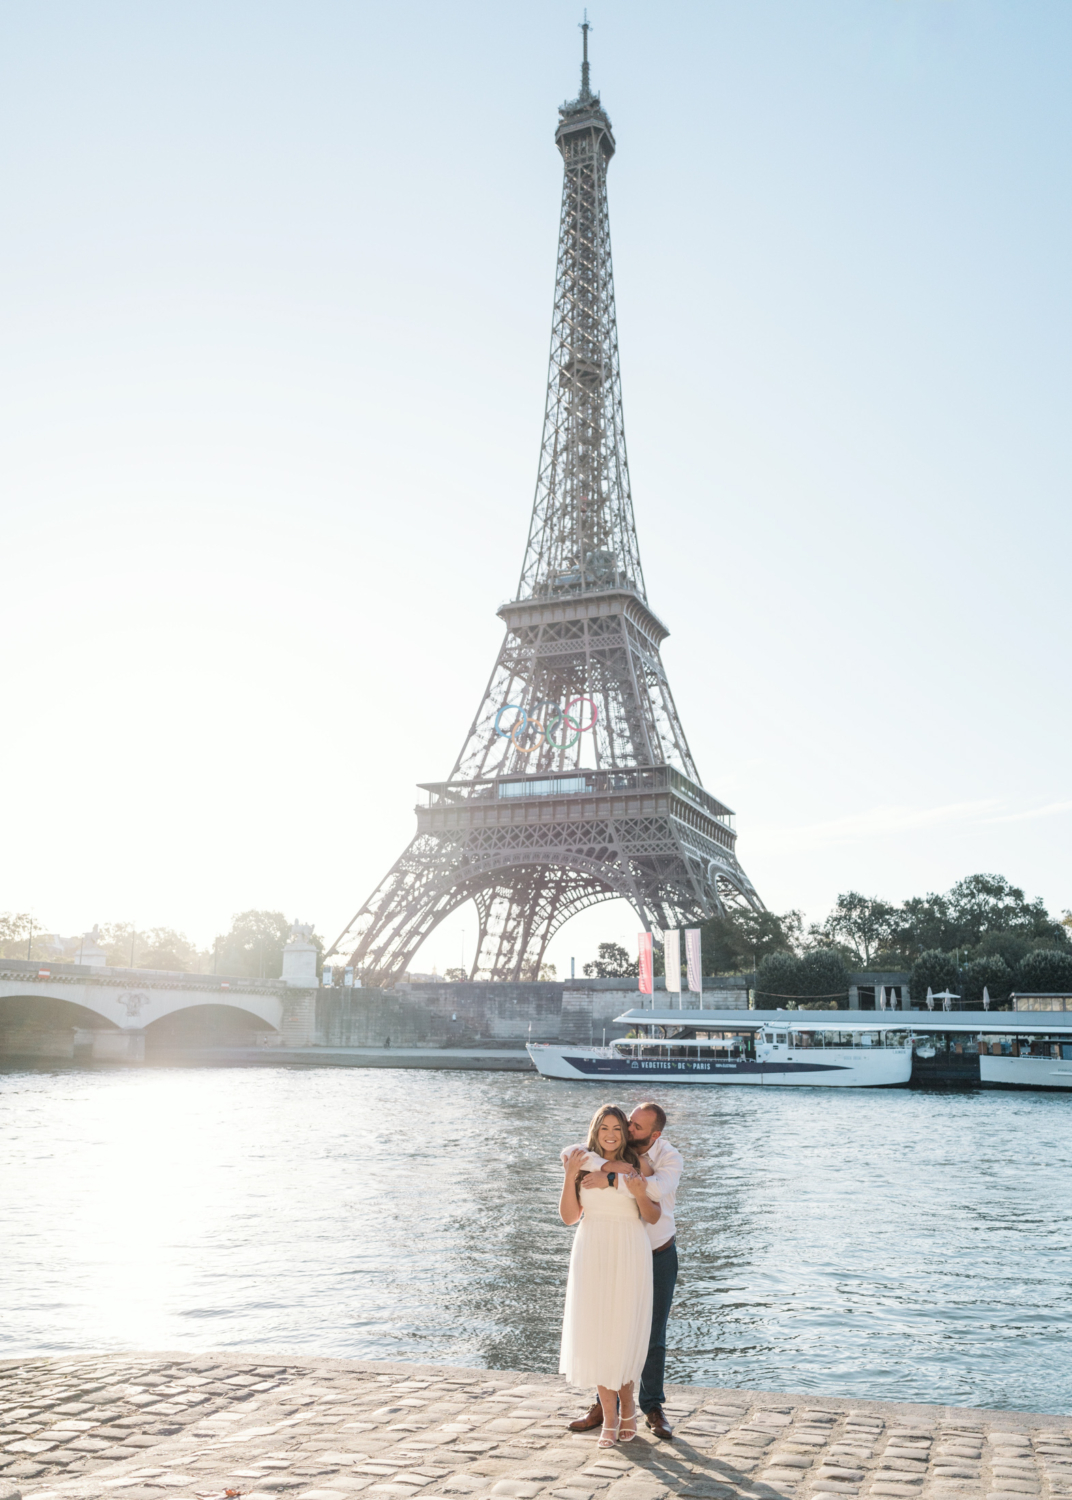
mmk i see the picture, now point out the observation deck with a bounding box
[416,763,737,853]
[498,587,669,646]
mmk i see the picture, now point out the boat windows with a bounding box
[921,1033,1072,1058]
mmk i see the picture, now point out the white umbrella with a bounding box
[936,989,960,1012]
[878,985,886,1010]
[982,986,990,1011]
[926,986,935,1011]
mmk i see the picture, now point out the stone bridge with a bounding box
[0,958,317,1061]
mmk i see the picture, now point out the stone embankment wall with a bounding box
[316,976,751,1049]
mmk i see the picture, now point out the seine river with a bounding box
[2,1066,1070,1413]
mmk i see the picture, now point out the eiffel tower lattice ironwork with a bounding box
[329,33,763,983]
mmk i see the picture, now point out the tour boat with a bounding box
[527,1008,913,1088]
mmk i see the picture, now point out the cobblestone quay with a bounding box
[1,1355,1068,1500]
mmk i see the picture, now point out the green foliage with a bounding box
[97,922,202,971]
[583,942,638,979]
[810,892,898,966]
[797,949,851,998]
[443,967,467,982]
[755,949,850,1004]
[138,928,202,971]
[959,955,1013,1007]
[891,874,1066,963]
[0,912,35,959]
[755,951,802,1002]
[98,923,142,967]
[910,949,959,1005]
[213,910,296,980]
[699,908,802,974]
[1016,949,1072,994]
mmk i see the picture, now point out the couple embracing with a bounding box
[558,1101,682,1449]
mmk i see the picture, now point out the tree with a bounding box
[755,949,850,1005]
[811,892,898,967]
[213,910,296,980]
[1016,949,1072,995]
[945,874,1063,948]
[910,950,959,1006]
[699,908,802,975]
[99,923,145,967]
[888,895,953,960]
[139,927,202,972]
[960,956,1013,1008]
[583,943,638,979]
[443,967,468,983]
[796,950,850,1000]
[754,951,801,1004]
[0,912,35,959]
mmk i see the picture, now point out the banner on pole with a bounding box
[638,931,653,997]
[685,928,702,995]
[664,928,681,993]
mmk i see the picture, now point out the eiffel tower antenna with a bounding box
[328,35,763,984]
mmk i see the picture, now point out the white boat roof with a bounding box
[613,1007,1072,1035]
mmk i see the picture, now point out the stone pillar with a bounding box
[282,991,317,1047]
[91,1030,145,1062]
[282,923,319,988]
[78,927,108,968]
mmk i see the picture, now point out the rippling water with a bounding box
[1,1065,1070,1413]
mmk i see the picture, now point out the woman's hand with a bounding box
[563,1147,588,1176]
[625,1170,662,1225]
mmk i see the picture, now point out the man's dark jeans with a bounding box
[640,1240,678,1412]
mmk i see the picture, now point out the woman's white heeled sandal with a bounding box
[598,1421,620,1449]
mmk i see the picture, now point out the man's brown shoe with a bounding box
[645,1404,673,1440]
[568,1400,604,1433]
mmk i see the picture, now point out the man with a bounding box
[561,1101,682,1440]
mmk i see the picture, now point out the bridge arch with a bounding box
[0,980,285,1036]
[144,1004,277,1050]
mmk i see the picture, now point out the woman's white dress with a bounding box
[559,1179,654,1391]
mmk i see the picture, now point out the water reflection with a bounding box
[0,1066,1069,1412]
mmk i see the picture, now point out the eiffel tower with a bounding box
[329,27,763,983]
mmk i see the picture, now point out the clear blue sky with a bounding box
[2,2,1069,970]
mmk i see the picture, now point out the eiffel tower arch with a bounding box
[329,31,763,984]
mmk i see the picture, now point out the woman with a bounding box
[559,1104,660,1448]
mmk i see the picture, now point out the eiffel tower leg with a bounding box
[328,833,477,983]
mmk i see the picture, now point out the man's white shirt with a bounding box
[560,1136,682,1250]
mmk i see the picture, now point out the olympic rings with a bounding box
[493,696,599,754]
[564,696,598,733]
[494,704,526,738]
[511,715,545,755]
